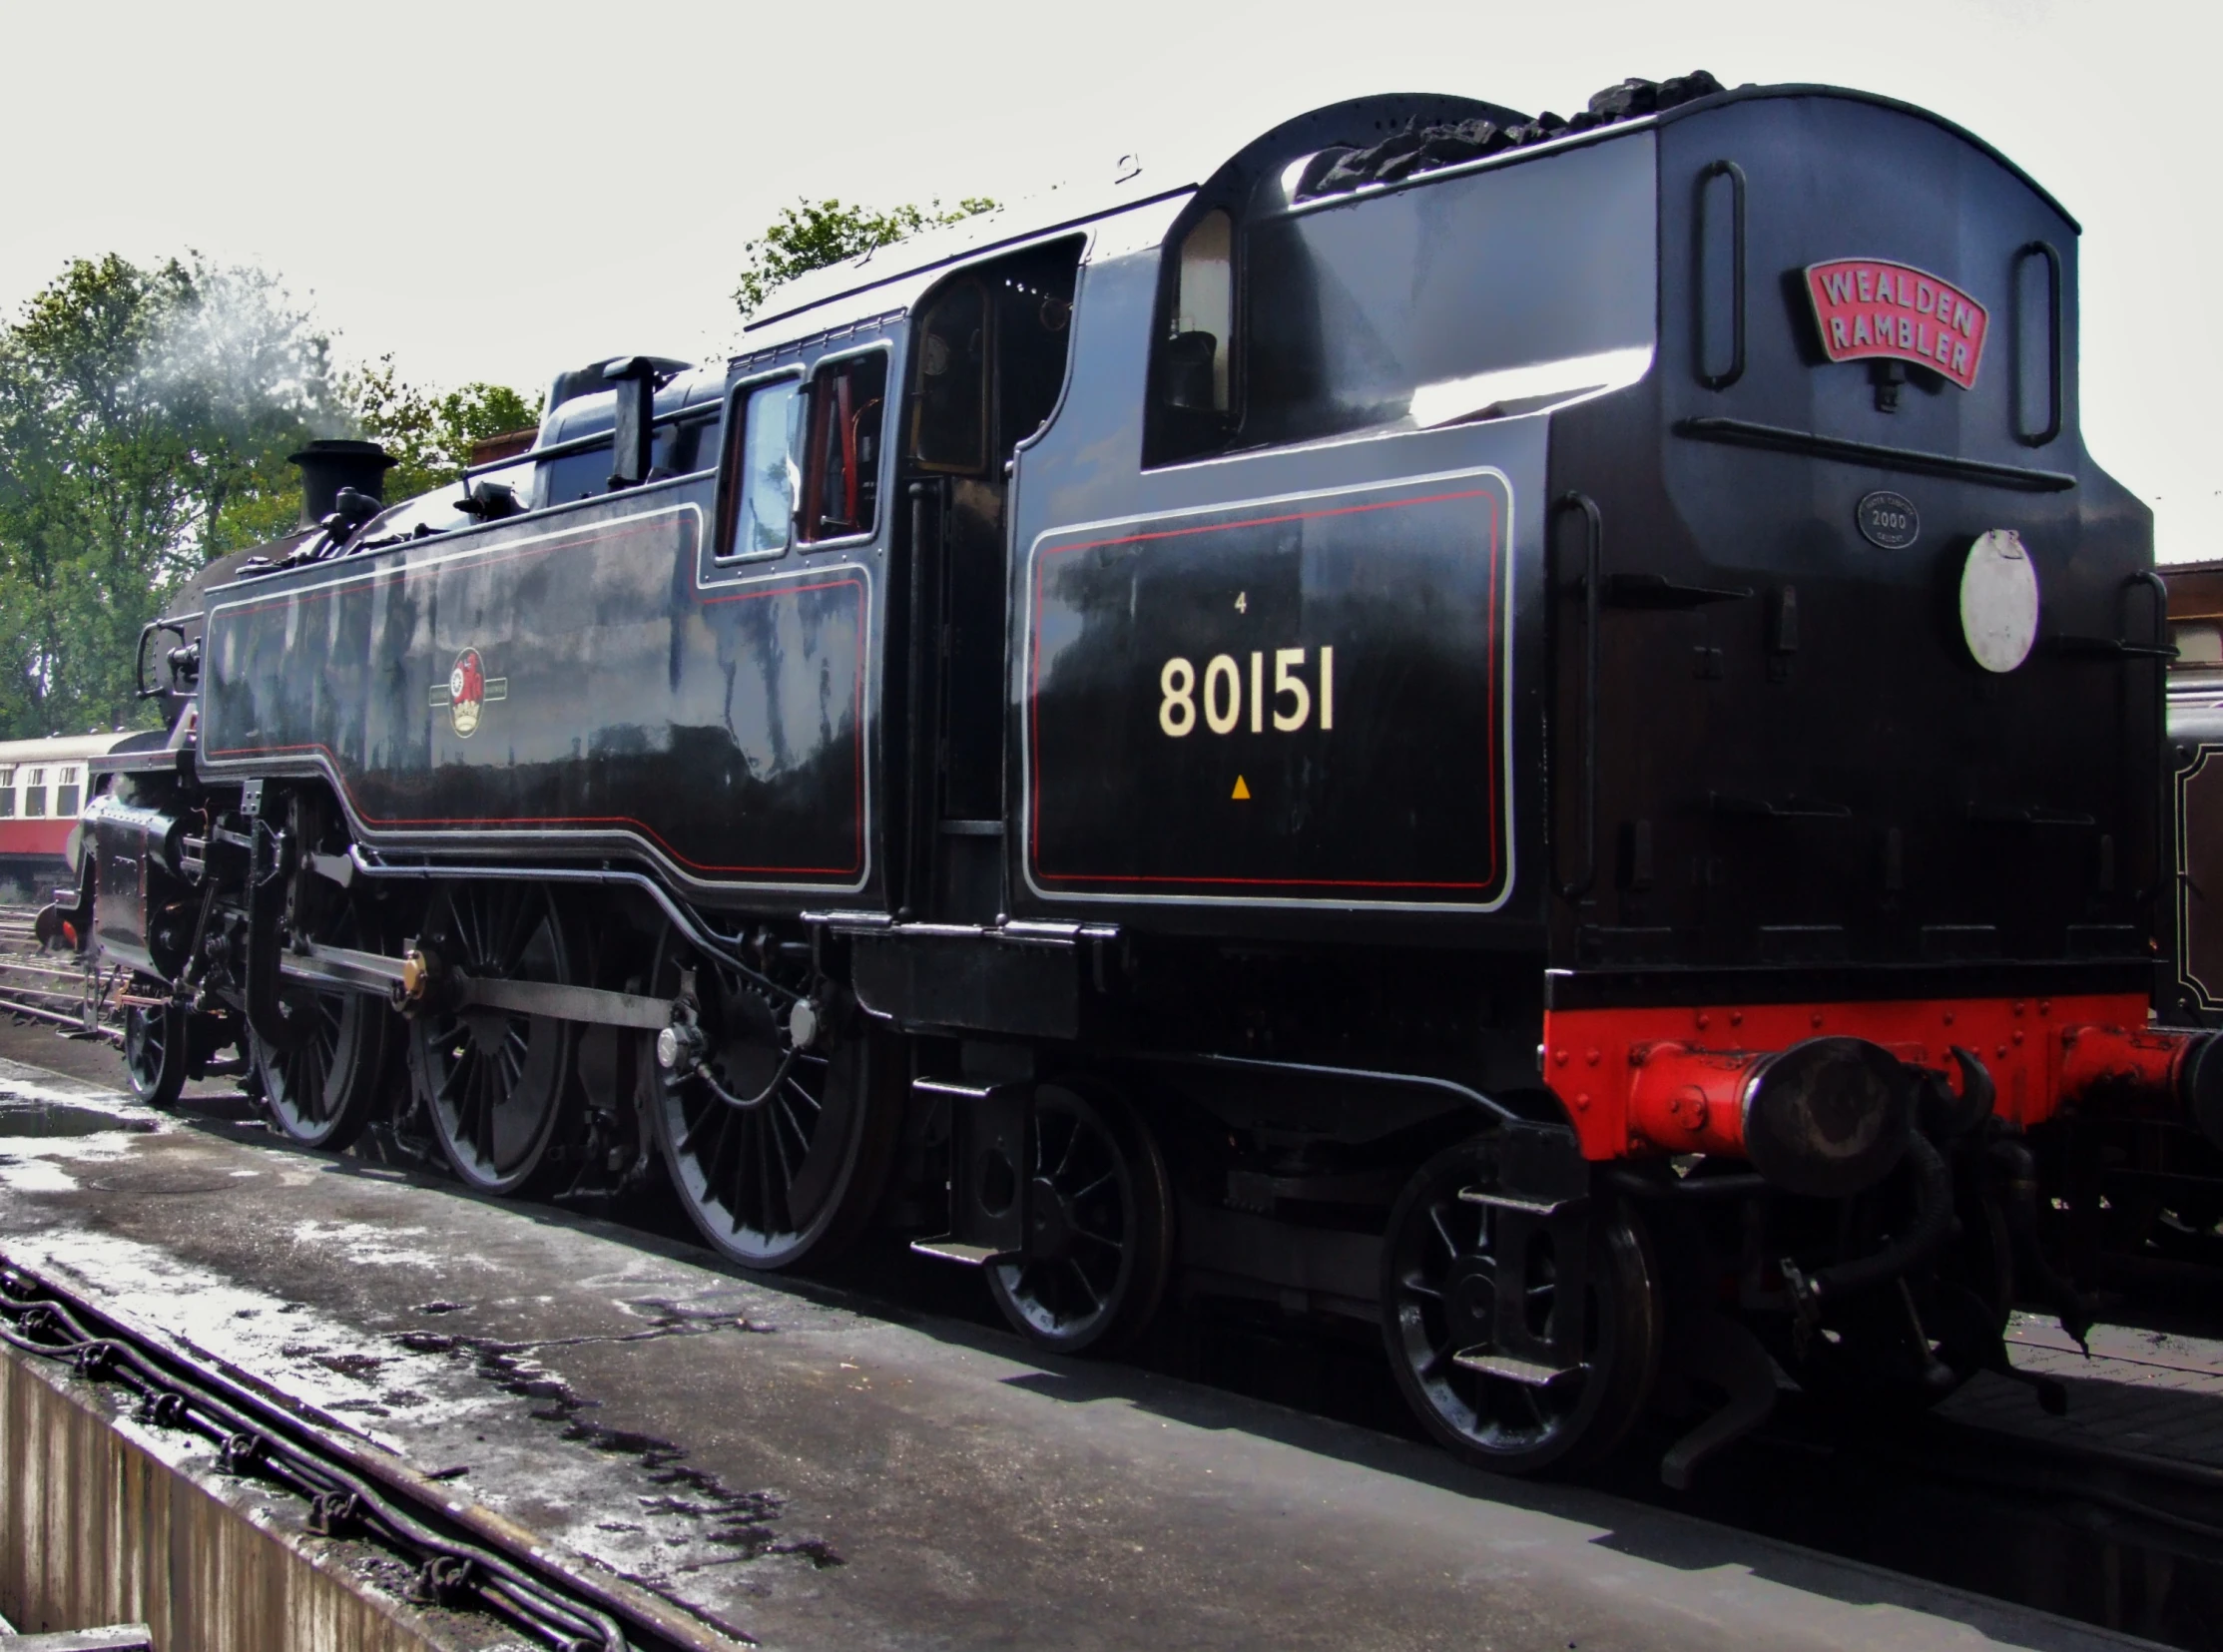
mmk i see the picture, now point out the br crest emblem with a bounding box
[432,648,507,738]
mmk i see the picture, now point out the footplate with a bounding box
[907,1076,1028,1267]
[1460,1120,1593,1377]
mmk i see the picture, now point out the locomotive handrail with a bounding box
[460,396,724,482]
[2013,241,2064,448]
[1674,417,2077,492]
[2135,568,2172,910]
[133,616,193,700]
[1554,492,1603,901]
[900,480,942,919]
[1696,159,1747,390]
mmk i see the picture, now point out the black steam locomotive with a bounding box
[69,71,2221,1481]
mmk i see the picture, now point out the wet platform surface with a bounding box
[0,1042,2160,1652]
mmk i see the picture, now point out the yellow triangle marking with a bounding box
[1231,775,1251,800]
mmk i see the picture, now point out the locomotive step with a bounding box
[1457,1185,1583,1217]
[1451,1349,1590,1387]
[906,1237,1019,1267]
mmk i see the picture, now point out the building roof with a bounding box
[0,733,136,764]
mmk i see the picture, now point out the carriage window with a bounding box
[2176,624,2223,669]
[24,768,46,819]
[908,279,989,472]
[719,378,803,560]
[57,767,80,818]
[801,351,887,542]
[0,769,15,819]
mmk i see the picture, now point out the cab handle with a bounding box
[1697,159,1747,391]
[1554,492,1603,900]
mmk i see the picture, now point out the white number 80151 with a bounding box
[1160,648,1334,738]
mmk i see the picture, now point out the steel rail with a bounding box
[0,926,114,1039]
[0,1252,749,1652]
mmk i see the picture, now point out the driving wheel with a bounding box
[647,927,898,1269]
[986,1084,1173,1356]
[122,984,187,1110]
[408,880,584,1195]
[255,898,390,1150]
[1383,1135,1663,1475]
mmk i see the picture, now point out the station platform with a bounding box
[0,1041,2160,1652]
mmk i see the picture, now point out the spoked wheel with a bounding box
[254,900,390,1151]
[122,984,188,1110]
[408,881,583,1195]
[647,928,898,1269]
[986,1084,1174,1357]
[1383,1136,1663,1475]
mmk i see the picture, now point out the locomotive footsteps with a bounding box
[1158,646,1334,738]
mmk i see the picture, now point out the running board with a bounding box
[908,1238,1019,1268]
[1451,1349,1589,1386]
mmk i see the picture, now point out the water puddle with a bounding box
[0,1097,152,1138]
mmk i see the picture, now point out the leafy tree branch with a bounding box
[733,197,997,316]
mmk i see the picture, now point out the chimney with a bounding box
[288,439,397,527]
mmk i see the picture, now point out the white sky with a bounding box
[3,0,2217,554]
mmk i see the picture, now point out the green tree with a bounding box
[346,357,539,501]
[0,254,336,737]
[734,197,997,316]
[0,253,540,740]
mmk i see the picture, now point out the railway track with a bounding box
[7,892,2223,1645]
[0,901,115,1043]
[0,1250,744,1652]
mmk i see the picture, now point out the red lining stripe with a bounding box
[1027,485,1504,895]
[207,533,869,879]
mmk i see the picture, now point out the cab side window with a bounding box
[1146,209,1235,465]
[800,352,888,541]
[908,280,988,473]
[718,378,803,560]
